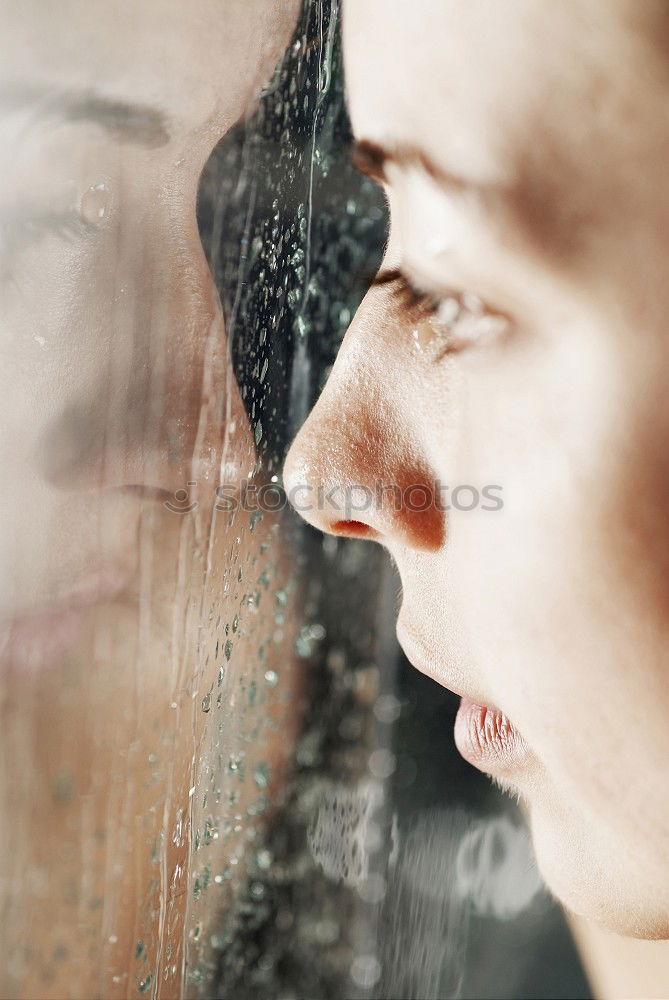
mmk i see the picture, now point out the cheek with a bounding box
[443,320,669,868]
[443,330,641,721]
[445,324,623,694]
[528,788,669,938]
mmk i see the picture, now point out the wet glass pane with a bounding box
[0,2,590,999]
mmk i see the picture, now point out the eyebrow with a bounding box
[352,137,575,264]
[0,84,171,148]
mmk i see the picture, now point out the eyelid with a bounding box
[371,266,423,299]
[372,265,502,318]
[372,266,442,318]
[371,267,403,288]
[371,265,510,359]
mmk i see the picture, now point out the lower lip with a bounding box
[0,607,86,675]
[0,571,131,676]
[454,698,530,775]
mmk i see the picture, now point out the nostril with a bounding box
[331,520,377,539]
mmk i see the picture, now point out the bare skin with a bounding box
[286,0,669,946]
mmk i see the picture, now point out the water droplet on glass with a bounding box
[411,321,435,353]
[79,182,110,225]
[294,315,308,339]
[357,873,387,905]
[368,748,396,779]
[295,626,313,658]
[350,955,381,989]
[255,848,272,871]
[249,881,265,901]
[253,762,270,789]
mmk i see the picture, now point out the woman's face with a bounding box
[0,0,297,632]
[0,2,300,996]
[285,0,669,937]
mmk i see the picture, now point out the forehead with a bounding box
[343,0,661,186]
[0,0,298,135]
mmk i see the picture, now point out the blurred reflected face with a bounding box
[0,1,299,996]
[285,0,669,936]
[0,0,295,643]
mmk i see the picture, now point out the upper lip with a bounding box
[396,614,490,707]
[1,566,133,626]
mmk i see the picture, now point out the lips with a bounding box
[0,568,132,675]
[0,606,86,674]
[397,618,530,777]
[454,699,530,775]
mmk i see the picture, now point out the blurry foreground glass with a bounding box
[0,2,304,996]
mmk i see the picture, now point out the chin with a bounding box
[527,798,669,940]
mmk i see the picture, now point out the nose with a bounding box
[284,284,445,552]
[36,211,232,498]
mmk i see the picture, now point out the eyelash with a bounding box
[0,211,98,290]
[1,210,96,257]
[374,267,508,359]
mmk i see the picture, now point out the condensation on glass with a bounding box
[0,2,579,1000]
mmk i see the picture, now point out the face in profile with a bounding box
[285,0,669,937]
[0,1,299,996]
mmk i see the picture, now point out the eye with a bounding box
[0,210,90,257]
[374,267,510,360]
[0,190,111,290]
[0,184,112,264]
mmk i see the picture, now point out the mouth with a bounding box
[453,698,531,776]
[397,618,531,777]
[0,568,132,674]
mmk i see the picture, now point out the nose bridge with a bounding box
[141,233,226,487]
[38,224,225,497]
[285,291,445,552]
